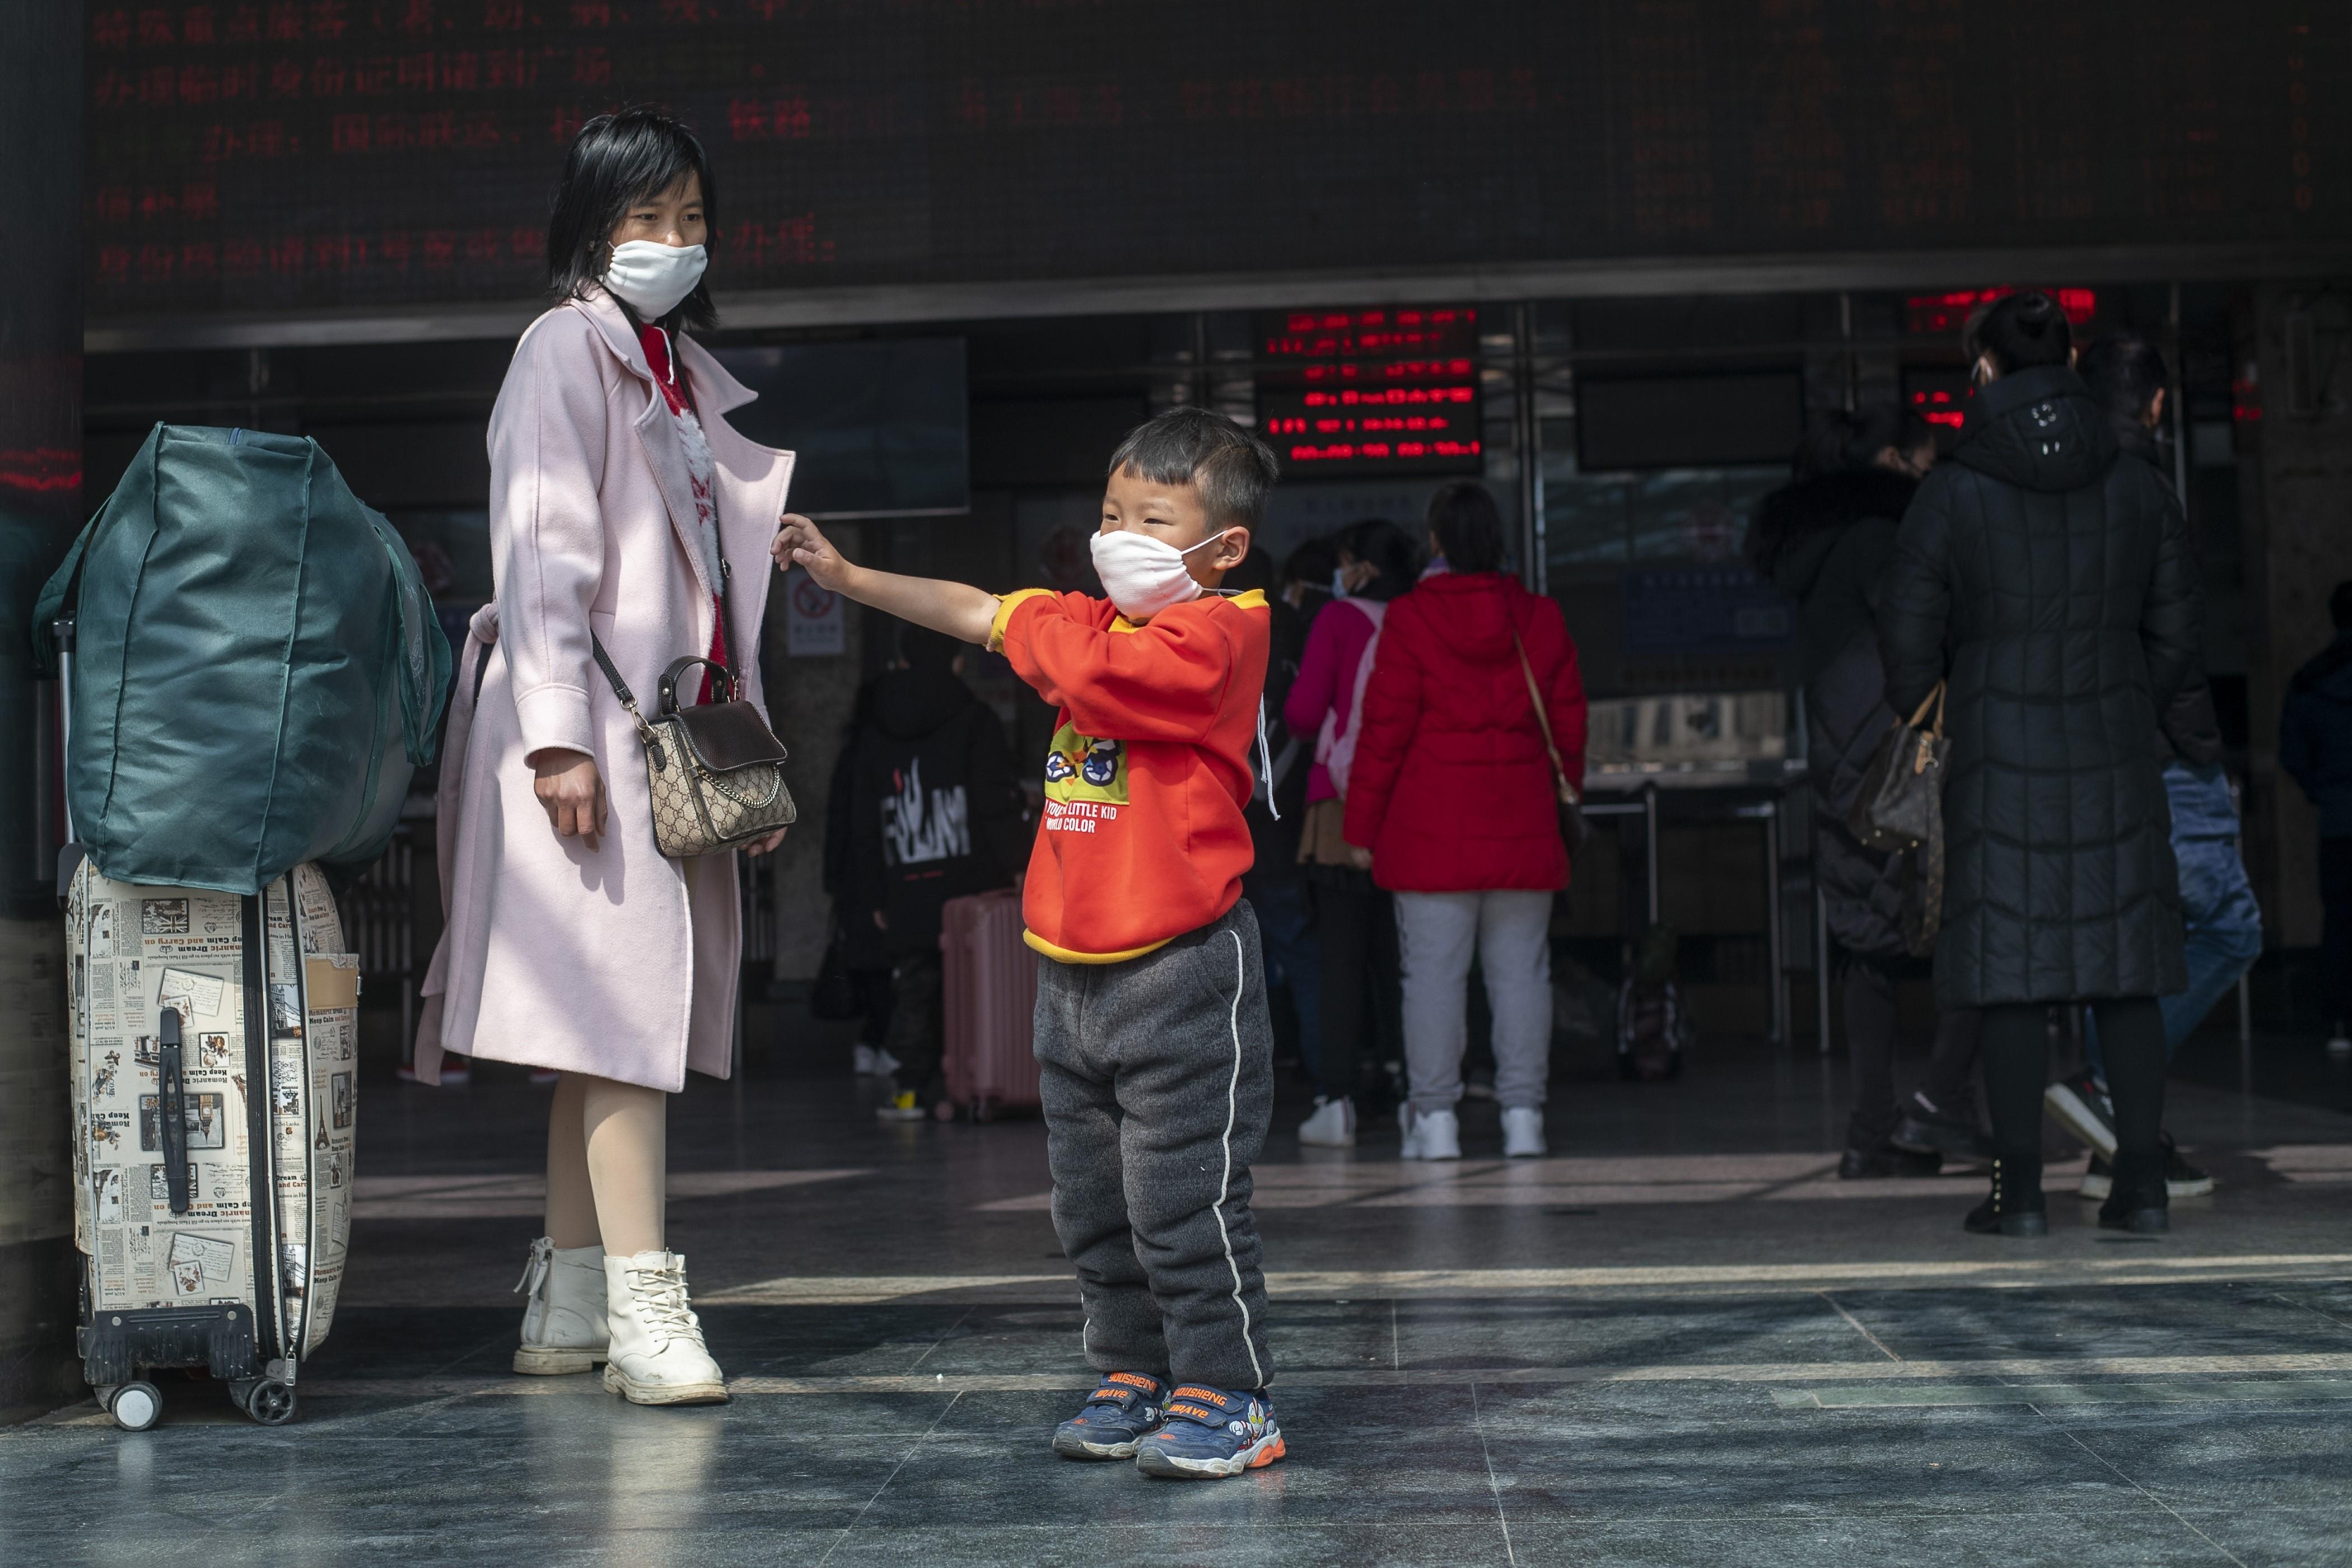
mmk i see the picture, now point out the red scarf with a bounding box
[638,323,729,703]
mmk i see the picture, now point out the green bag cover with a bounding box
[34,424,451,895]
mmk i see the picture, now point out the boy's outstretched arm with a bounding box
[773,515,1000,645]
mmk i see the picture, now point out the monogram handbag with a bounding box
[1845,682,1948,853]
[591,641,796,858]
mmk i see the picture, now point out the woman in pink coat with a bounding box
[414,111,793,1405]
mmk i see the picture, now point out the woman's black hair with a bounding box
[1341,516,1423,602]
[2078,333,2169,432]
[1425,480,1509,575]
[545,108,719,333]
[1281,534,1341,592]
[1792,406,1934,479]
[1966,290,2071,377]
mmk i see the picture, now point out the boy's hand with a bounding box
[773,515,852,591]
[776,519,1000,644]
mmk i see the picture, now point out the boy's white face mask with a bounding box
[603,239,708,319]
[1090,527,1226,620]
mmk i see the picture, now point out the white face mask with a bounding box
[1331,567,1352,600]
[603,240,707,319]
[1089,528,1226,620]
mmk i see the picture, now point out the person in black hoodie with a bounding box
[1880,291,2201,1237]
[828,623,1028,1119]
[1752,408,1984,1178]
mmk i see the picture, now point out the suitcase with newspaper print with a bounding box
[939,889,1042,1122]
[64,857,361,1430]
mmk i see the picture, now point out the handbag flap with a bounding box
[671,699,790,772]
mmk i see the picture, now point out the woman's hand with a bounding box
[743,828,790,857]
[1345,843,1374,871]
[773,515,855,592]
[530,750,607,851]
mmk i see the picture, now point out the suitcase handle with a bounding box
[157,1010,191,1216]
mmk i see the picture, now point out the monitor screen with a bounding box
[711,338,968,519]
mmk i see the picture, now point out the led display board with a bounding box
[86,3,2351,324]
[1254,307,1483,477]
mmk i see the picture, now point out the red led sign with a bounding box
[1255,306,1485,477]
[1262,307,1480,361]
[1905,287,2097,338]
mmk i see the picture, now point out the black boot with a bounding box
[1963,1154,2047,1236]
[2097,1146,2170,1233]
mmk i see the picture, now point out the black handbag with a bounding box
[1845,683,1948,854]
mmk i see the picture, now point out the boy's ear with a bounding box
[1212,525,1251,572]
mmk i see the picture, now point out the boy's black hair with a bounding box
[1107,407,1280,531]
[546,108,719,333]
[1966,290,2071,377]
[2079,332,2169,432]
[1426,480,1510,575]
[2334,580,2352,631]
[1792,405,1933,480]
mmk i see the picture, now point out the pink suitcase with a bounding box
[939,889,1042,1121]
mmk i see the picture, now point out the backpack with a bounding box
[35,425,449,894]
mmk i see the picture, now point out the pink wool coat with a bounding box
[414,289,795,1091]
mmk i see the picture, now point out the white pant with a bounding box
[1394,889,1553,1113]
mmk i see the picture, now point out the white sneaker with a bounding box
[2329,1033,2352,1060]
[1400,1106,1461,1161]
[512,1237,608,1375]
[1501,1106,1547,1159]
[603,1250,729,1406]
[853,1043,880,1076]
[1297,1095,1357,1148]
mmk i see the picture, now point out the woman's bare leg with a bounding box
[544,1071,599,1249]
[581,1075,668,1257]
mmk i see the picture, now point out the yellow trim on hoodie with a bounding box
[1022,928,1174,965]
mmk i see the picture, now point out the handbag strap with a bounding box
[1906,680,1946,735]
[589,633,660,747]
[1508,610,1579,807]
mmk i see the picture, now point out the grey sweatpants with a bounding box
[1034,900,1275,1392]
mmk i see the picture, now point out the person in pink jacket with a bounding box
[1283,519,1420,1147]
[1342,483,1587,1160]
[413,110,792,1406]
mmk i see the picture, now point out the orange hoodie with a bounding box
[989,586,1271,963]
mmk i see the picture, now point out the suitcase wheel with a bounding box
[107,1382,162,1432]
[233,1377,297,1426]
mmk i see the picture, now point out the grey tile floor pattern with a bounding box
[7,1028,2351,1566]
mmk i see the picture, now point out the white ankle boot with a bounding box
[1297,1095,1356,1148]
[603,1250,728,1406]
[1400,1105,1461,1160]
[513,1237,608,1374]
[1501,1106,1547,1159]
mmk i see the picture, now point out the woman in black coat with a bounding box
[1751,408,1982,1178]
[1880,291,2200,1236]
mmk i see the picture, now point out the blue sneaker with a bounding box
[1051,1372,1168,1460]
[1133,1384,1284,1480]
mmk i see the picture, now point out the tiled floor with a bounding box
[7,1026,2351,1566]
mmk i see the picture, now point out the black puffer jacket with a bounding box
[1880,366,2199,1007]
[1751,469,1919,958]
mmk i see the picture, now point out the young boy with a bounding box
[774,408,1285,1480]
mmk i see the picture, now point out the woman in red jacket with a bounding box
[1342,483,1587,1159]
